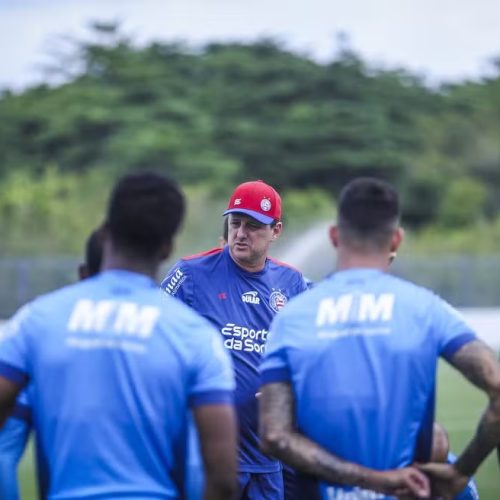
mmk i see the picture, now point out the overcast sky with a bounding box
[1,0,499,89]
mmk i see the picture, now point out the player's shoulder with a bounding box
[159,288,212,326]
[378,272,442,305]
[21,280,87,318]
[158,291,220,342]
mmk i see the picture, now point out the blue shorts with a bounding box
[238,470,284,500]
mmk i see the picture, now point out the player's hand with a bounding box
[371,467,430,498]
[417,462,469,499]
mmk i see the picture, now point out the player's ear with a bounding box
[159,240,173,261]
[329,225,339,248]
[390,227,404,254]
[78,264,89,281]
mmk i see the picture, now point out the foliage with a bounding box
[0,167,109,255]
[1,23,500,254]
[438,177,487,228]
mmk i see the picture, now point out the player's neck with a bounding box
[335,247,390,273]
[102,247,159,280]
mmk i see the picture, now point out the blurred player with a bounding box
[77,228,104,280]
[0,172,238,499]
[431,423,479,500]
[162,180,308,499]
[259,177,500,499]
[219,216,229,247]
[0,227,103,499]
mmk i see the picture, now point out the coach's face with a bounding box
[227,213,282,272]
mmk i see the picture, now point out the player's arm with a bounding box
[0,377,23,427]
[420,339,500,494]
[0,407,31,500]
[193,403,238,500]
[188,319,237,500]
[259,382,429,497]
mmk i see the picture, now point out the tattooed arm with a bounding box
[450,340,500,474]
[420,340,500,495]
[259,382,429,497]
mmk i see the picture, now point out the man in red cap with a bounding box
[162,180,308,500]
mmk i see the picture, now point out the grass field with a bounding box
[16,361,499,499]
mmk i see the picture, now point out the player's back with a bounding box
[14,270,229,499]
[266,269,474,474]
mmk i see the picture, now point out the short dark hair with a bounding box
[106,172,185,258]
[338,177,400,249]
[222,216,229,243]
[85,228,103,277]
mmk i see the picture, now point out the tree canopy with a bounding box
[1,22,499,255]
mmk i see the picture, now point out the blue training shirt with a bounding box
[162,245,307,473]
[0,270,234,499]
[261,269,477,499]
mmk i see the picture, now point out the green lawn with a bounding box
[18,361,499,498]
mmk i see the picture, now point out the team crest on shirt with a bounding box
[269,290,287,312]
[260,198,271,212]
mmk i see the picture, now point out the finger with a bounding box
[405,470,431,498]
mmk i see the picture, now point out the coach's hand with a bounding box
[371,467,430,498]
[417,462,469,499]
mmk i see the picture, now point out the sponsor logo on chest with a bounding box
[241,290,260,305]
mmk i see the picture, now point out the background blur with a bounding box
[1,0,499,497]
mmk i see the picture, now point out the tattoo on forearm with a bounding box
[449,340,500,475]
[259,383,376,489]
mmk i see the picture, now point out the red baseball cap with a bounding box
[223,180,282,224]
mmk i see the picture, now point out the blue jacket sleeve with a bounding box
[161,260,194,306]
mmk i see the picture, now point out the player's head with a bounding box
[104,171,185,263]
[78,228,103,280]
[331,177,403,259]
[222,180,282,270]
[430,423,450,463]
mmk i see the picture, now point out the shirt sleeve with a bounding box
[260,312,292,385]
[295,272,309,295]
[431,296,477,361]
[0,416,30,500]
[188,323,235,408]
[0,304,34,386]
[161,260,194,306]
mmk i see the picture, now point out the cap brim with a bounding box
[223,208,274,225]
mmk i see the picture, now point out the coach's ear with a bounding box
[329,225,339,248]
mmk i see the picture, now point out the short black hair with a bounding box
[85,228,103,277]
[338,177,400,249]
[106,172,185,258]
